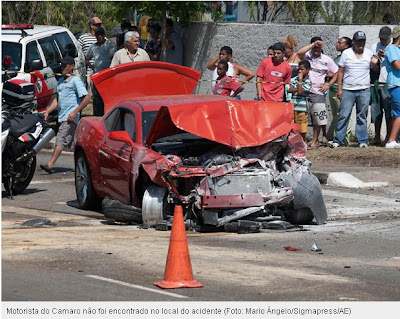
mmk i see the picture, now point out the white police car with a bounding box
[2,24,86,112]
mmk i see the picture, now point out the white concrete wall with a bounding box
[181,22,397,139]
[183,22,396,99]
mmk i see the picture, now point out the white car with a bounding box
[2,24,86,113]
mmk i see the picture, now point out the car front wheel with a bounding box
[75,151,100,210]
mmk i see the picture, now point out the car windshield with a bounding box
[2,41,22,71]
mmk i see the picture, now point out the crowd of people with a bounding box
[210,27,400,150]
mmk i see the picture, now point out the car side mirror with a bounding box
[25,59,43,72]
[109,131,134,146]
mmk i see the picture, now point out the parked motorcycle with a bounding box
[1,79,55,197]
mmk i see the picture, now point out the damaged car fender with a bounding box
[281,165,327,225]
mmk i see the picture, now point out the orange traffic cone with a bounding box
[154,205,203,289]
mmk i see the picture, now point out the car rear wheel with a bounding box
[75,151,100,210]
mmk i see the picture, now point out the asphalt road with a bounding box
[2,150,400,301]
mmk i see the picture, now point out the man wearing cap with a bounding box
[332,31,379,148]
[384,26,400,148]
[370,26,392,146]
[86,27,117,116]
[110,31,150,67]
[256,42,291,102]
[298,37,338,149]
[40,57,90,174]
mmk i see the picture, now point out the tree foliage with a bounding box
[246,1,399,24]
[2,1,123,33]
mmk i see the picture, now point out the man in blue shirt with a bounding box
[40,56,90,173]
[384,26,400,148]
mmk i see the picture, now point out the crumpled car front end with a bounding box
[142,125,327,230]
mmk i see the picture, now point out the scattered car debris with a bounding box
[311,240,322,252]
[264,220,295,230]
[284,246,301,251]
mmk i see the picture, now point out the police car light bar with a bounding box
[2,24,34,30]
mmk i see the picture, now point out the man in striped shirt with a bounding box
[78,17,102,55]
[78,16,102,89]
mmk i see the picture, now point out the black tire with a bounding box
[284,207,314,225]
[75,151,100,210]
[102,197,142,224]
[4,156,36,194]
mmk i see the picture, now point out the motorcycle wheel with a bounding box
[284,208,314,225]
[75,151,100,210]
[4,156,36,194]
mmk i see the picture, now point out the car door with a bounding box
[99,108,136,204]
[34,37,60,112]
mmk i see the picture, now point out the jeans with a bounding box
[333,89,370,145]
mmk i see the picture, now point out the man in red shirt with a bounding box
[256,42,291,101]
[213,61,243,97]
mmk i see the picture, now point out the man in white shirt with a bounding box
[332,31,379,148]
[110,31,150,67]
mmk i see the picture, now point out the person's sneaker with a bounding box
[385,141,400,149]
[331,142,340,148]
[359,143,368,148]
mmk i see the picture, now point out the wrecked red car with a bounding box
[74,62,327,231]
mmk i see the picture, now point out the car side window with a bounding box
[123,111,136,142]
[38,36,62,69]
[105,108,136,142]
[53,31,77,58]
[25,41,41,70]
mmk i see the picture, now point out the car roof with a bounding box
[1,25,69,43]
[127,95,230,112]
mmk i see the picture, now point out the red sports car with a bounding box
[74,62,326,231]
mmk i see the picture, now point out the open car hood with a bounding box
[146,98,295,149]
[91,62,201,112]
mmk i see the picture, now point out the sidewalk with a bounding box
[311,161,400,187]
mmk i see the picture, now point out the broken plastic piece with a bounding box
[311,241,322,251]
[284,246,301,251]
[264,220,295,230]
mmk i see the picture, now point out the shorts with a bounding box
[389,86,400,118]
[293,110,308,133]
[56,121,77,149]
[309,102,328,125]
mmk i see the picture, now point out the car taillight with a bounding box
[3,56,12,69]
[2,24,34,30]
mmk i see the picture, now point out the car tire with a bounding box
[75,151,100,210]
[284,207,314,225]
[102,197,142,224]
[4,156,36,194]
